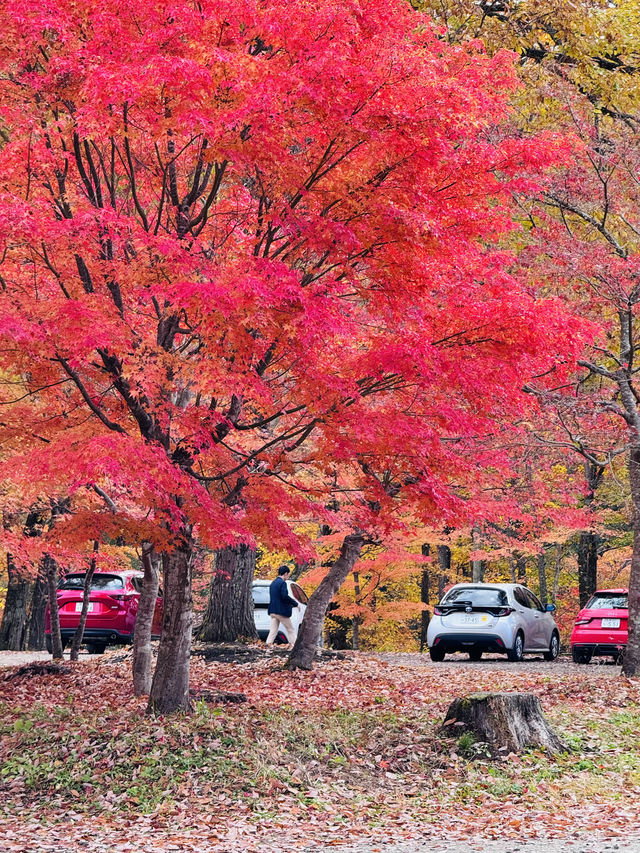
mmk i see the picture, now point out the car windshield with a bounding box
[586,592,628,610]
[58,574,124,591]
[442,587,508,608]
[252,586,270,605]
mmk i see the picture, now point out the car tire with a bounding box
[572,646,592,664]
[544,632,560,662]
[86,643,107,655]
[468,649,483,661]
[429,646,445,662]
[507,632,524,663]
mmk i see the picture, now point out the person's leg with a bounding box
[279,616,296,646]
[266,615,281,645]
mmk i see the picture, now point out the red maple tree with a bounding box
[0,0,586,710]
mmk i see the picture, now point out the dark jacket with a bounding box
[268,576,299,618]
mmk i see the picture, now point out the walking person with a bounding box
[266,565,299,648]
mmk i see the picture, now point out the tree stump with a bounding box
[440,692,563,755]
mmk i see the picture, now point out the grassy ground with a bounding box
[1,651,639,850]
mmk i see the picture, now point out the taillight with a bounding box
[575,618,591,625]
[495,607,515,617]
[433,606,442,616]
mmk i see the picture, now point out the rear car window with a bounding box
[58,574,124,591]
[291,583,309,605]
[442,587,507,608]
[252,586,270,606]
[586,592,628,610]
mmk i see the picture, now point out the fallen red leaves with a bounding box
[1,651,639,852]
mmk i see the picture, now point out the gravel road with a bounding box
[371,651,623,677]
[302,840,637,853]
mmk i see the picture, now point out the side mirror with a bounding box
[545,603,556,613]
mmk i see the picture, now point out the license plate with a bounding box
[601,618,620,628]
[75,603,95,612]
[460,614,488,624]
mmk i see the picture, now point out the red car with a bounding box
[45,570,163,655]
[570,588,628,664]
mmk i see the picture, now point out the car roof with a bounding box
[447,582,527,590]
[592,588,628,594]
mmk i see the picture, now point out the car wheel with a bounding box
[86,643,107,655]
[275,631,288,645]
[468,649,483,661]
[429,646,445,662]
[507,632,524,662]
[572,646,592,664]
[544,632,560,661]
[615,650,625,665]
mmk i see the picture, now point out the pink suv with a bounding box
[45,571,162,655]
[570,588,628,664]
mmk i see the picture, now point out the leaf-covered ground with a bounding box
[1,651,639,852]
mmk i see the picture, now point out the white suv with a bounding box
[252,579,309,643]
[426,583,560,663]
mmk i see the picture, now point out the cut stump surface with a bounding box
[440,691,564,755]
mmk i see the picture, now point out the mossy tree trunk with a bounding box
[440,692,563,755]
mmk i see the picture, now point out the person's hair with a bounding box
[277,565,291,576]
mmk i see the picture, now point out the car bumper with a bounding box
[429,633,507,653]
[572,642,625,656]
[48,628,134,644]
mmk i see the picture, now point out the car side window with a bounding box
[290,583,309,605]
[130,577,143,594]
[525,589,544,612]
[513,587,529,608]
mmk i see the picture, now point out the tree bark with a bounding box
[69,542,98,661]
[198,544,257,643]
[623,445,640,677]
[26,562,48,650]
[577,530,599,608]
[0,555,31,651]
[440,692,563,755]
[437,545,451,599]
[45,555,64,659]
[552,543,562,604]
[352,570,362,651]
[287,533,364,671]
[148,532,194,715]
[133,544,161,696]
[537,551,548,608]
[471,526,484,583]
[419,543,430,652]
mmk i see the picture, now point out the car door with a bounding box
[288,582,308,632]
[513,586,536,650]
[524,589,548,649]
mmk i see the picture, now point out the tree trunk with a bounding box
[552,544,562,604]
[471,526,484,583]
[287,533,364,671]
[577,530,598,608]
[352,570,362,650]
[198,544,257,643]
[69,542,98,661]
[45,556,64,660]
[623,446,640,677]
[0,555,31,651]
[26,563,47,650]
[133,544,160,696]
[440,692,563,755]
[437,545,451,599]
[537,551,548,608]
[419,544,430,652]
[148,532,194,715]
